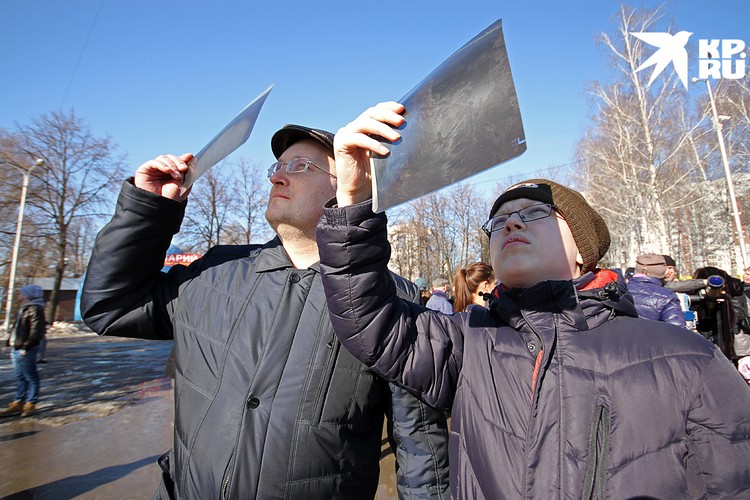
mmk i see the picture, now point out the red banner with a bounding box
[164,253,202,267]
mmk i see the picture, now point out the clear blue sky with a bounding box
[1,1,748,197]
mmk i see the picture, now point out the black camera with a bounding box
[681,275,734,359]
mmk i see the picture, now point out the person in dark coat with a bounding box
[693,266,744,361]
[452,262,494,313]
[81,125,449,499]
[2,284,46,417]
[627,253,686,327]
[315,101,750,498]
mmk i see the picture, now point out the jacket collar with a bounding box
[629,273,662,286]
[254,236,321,273]
[489,269,638,334]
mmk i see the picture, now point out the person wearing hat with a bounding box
[81,125,449,498]
[627,253,686,327]
[662,254,679,282]
[315,101,750,498]
[426,277,453,314]
[2,284,46,417]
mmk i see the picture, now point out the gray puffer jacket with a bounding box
[317,200,750,499]
[81,180,449,499]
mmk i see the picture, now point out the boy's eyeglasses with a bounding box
[482,203,560,236]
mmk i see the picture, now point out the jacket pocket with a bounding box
[311,332,339,427]
[582,400,611,500]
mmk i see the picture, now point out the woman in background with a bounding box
[452,262,494,312]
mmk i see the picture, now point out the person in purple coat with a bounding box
[315,101,750,499]
[627,253,686,327]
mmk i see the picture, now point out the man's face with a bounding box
[744,268,750,284]
[265,140,336,237]
[489,197,583,289]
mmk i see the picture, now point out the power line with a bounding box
[59,1,103,108]
[462,159,584,188]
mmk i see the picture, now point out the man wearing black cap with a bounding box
[315,101,750,499]
[81,125,448,499]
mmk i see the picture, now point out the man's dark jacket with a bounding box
[81,180,449,499]
[627,274,686,327]
[316,200,750,499]
[6,303,45,350]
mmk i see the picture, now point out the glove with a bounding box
[738,356,750,381]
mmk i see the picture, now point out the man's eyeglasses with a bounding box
[267,158,336,179]
[482,203,560,236]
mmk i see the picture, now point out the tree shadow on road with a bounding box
[0,454,160,500]
[0,335,173,427]
[0,431,39,443]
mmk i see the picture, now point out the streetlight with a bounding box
[691,77,748,271]
[0,158,44,332]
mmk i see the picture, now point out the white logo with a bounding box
[630,32,747,88]
[631,31,692,89]
[698,39,747,80]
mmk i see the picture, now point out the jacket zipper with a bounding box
[581,402,611,500]
[220,451,236,500]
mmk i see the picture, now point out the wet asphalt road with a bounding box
[0,326,174,499]
[0,324,399,499]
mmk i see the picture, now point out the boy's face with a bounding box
[489,197,583,289]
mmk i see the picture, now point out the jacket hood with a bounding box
[20,284,45,308]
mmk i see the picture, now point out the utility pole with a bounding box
[692,77,748,270]
[1,158,44,332]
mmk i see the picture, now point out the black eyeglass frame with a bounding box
[481,203,560,237]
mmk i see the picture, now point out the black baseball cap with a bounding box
[271,124,334,159]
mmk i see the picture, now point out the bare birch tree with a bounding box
[577,6,714,271]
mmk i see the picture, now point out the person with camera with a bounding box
[734,267,750,362]
[627,253,686,327]
[315,101,750,498]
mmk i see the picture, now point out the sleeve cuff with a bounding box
[323,198,382,227]
[121,177,187,214]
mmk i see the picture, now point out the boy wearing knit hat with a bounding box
[316,101,750,498]
[483,179,610,289]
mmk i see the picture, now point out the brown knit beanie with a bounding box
[488,179,610,272]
